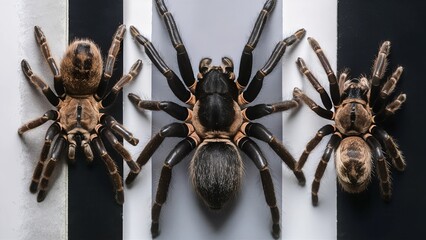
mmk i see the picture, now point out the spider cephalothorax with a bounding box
[294,38,406,205]
[19,25,142,204]
[125,0,305,238]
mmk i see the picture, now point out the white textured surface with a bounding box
[0,1,68,239]
[282,0,337,239]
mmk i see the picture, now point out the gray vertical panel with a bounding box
[151,0,283,239]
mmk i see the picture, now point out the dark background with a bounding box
[338,1,426,239]
[68,0,123,239]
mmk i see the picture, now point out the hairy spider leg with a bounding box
[91,135,125,204]
[102,114,139,146]
[101,59,143,108]
[238,28,306,105]
[236,0,277,90]
[242,99,298,121]
[151,137,198,238]
[29,122,61,193]
[34,26,65,98]
[307,37,339,107]
[370,125,405,171]
[37,136,67,202]
[95,24,126,100]
[296,57,333,110]
[242,122,305,185]
[18,110,59,134]
[155,0,195,90]
[21,59,60,106]
[130,26,195,105]
[364,134,391,201]
[295,124,335,173]
[126,122,193,185]
[374,93,406,123]
[99,126,140,174]
[236,136,280,239]
[293,88,334,120]
[374,66,403,112]
[125,93,193,184]
[128,93,191,122]
[311,133,341,206]
[369,41,390,108]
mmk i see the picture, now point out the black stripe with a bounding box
[68,0,123,239]
[338,1,426,239]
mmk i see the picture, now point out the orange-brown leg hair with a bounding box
[95,24,126,100]
[311,133,341,206]
[296,124,335,176]
[92,136,124,204]
[33,26,64,98]
[37,136,67,202]
[29,123,61,193]
[306,37,340,106]
[364,134,392,201]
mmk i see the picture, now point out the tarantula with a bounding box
[125,0,305,238]
[293,38,406,206]
[18,24,142,204]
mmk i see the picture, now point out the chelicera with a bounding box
[18,25,142,204]
[294,38,406,206]
[125,0,305,238]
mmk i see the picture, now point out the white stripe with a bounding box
[282,0,337,239]
[0,1,68,239]
[123,0,153,239]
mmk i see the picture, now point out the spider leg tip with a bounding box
[295,28,306,40]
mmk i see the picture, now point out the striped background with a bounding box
[1,0,425,239]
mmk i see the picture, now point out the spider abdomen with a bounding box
[189,140,243,210]
[335,137,372,193]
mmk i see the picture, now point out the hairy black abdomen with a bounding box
[190,142,243,209]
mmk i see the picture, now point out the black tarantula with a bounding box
[125,0,305,238]
[18,25,142,204]
[293,38,406,206]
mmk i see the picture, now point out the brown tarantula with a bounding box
[18,25,142,204]
[125,0,305,238]
[293,38,406,206]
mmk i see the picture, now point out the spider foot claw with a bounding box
[37,190,47,202]
[29,181,39,193]
[312,194,319,206]
[294,170,306,186]
[115,191,124,205]
[272,223,281,239]
[151,222,160,238]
